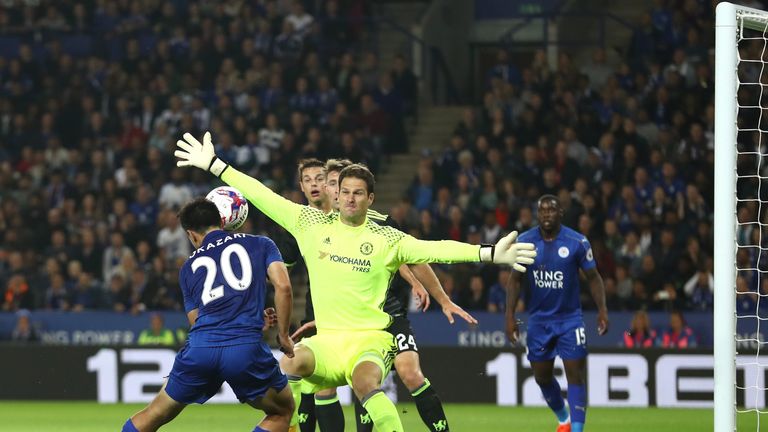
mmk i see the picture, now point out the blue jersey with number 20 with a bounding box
[517,225,595,321]
[179,230,283,347]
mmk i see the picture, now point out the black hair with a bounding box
[339,163,375,194]
[537,194,560,208]
[178,198,222,233]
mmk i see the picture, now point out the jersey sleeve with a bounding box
[179,264,200,313]
[274,229,301,268]
[578,238,597,271]
[396,234,481,264]
[261,236,284,269]
[221,167,303,234]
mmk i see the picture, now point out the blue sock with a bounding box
[122,419,139,432]
[568,383,587,430]
[539,378,568,423]
[538,379,568,423]
[252,426,269,432]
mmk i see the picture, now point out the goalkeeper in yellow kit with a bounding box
[175,132,537,432]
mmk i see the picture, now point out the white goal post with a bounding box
[715,3,768,431]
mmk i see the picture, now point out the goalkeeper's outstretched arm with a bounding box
[396,231,536,272]
[174,132,303,233]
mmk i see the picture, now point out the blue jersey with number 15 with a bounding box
[179,230,283,347]
[518,225,596,321]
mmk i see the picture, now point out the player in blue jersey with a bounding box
[121,198,296,432]
[505,195,609,432]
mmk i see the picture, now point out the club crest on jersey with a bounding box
[360,241,373,255]
[558,246,570,258]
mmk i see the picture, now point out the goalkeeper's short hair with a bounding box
[339,163,375,194]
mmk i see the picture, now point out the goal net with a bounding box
[716,3,768,431]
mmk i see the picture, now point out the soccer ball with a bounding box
[206,186,249,231]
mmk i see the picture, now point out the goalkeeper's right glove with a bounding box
[479,231,537,272]
[175,131,230,177]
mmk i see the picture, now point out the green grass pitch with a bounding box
[0,402,761,431]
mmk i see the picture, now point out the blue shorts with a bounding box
[165,342,287,404]
[526,317,588,362]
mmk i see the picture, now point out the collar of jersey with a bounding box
[335,215,368,231]
[202,229,229,243]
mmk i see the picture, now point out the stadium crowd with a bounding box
[0,0,732,347]
[0,0,414,314]
[391,0,725,346]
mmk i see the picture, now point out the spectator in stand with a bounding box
[408,165,436,212]
[105,273,132,313]
[3,275,33,312]
[459,274,487,311]
[158,169,193,211]
[11,310,39,343]
[736,275,758,315]
[683,267,714,311]
[0,0,719,341]
[102,232,133,284]
[487,268,510,313]
[156,209,191,265]
[623,310,658,348]
[285,0,314,38]
[661,310,697,348]
[137,313,177,346]
[45,273,70,311]
[391,55,418,118]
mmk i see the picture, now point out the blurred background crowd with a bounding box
[0,0,734,347]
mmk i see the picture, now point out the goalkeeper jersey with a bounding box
[278,209,411,325]
[222,167,483,332]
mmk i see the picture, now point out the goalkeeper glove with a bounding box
[175,131,229,177]
[479,231,537,272]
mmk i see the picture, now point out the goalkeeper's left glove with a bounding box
[479,231,537,272]
[175,131,230,177]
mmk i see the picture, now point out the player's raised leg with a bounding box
[532,360,570,432]
[279,345,317,430]
[351,360,403,432]
[563,358,587,432]
[123,381,186,432]
[314,387,344,431]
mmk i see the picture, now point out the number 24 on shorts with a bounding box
[396,333,417,351]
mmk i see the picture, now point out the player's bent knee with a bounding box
[351,366,382,398]
[259,386,295,418]
[280,347,315,377]
[279,355,307,377]
[534,375,555,386]
[352,378,380,398]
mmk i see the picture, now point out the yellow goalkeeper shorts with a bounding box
[297,329,396,393]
